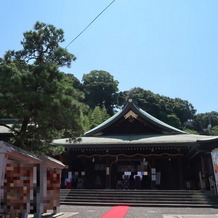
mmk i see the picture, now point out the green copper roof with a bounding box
[52,134,218,149]
[52,100,218,151]
[84,99,185,136]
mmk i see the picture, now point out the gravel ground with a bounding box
[60,205,218,218]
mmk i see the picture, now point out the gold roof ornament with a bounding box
[124,110,138,122]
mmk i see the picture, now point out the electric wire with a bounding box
[65,0,116,48]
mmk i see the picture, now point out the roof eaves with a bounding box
[138,107,186,134]
[0,141,41,163]
[84,100,186,136]
[41,155,65,169]
[84,103,130,136]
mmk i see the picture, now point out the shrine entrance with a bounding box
[110,159,151,189]
[66,153,183,190]
[110,156,181,190]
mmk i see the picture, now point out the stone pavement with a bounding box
[27,213,63,218]
[163,216,218,218]
[27,205,218,218]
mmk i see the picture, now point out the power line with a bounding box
[65,0,116,49]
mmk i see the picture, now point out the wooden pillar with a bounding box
[178,156,184,189]
[109,160,115,189]
[0,152,8,212]
[35,162,46,218]
[200,154,206,190]
[201,154,206,177]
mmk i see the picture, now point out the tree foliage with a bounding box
[194,112,218,135]
[118,87,196,129]
[82,70,119,115]
[211,126,218,136]
[4,22,75,66]
[0,22,83,154]
[88,106,110,129]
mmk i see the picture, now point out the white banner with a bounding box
[211,152,218,185]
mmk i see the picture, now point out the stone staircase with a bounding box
[60,189,218,207]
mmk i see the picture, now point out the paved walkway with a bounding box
[163,215,218,218]
[60,205,218,218]
[27,205,218,218]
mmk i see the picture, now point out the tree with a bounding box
[4,22,75,66]
[164,114,181,129]
[171,98,196,125]
[0,22,83,154]
[118,87,161,118]
[117,87,196,129]
[63,72,83,89]
[82,70,119,115]
[211,126,218,136]
[88,106,110,129]
[194,111,218,135]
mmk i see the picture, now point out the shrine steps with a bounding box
[60,189,218,208]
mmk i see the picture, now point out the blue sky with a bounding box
[1,0,218,113]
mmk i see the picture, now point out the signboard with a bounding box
[151,174,156,181]
[68,171,72,179]
[211,151,218,193]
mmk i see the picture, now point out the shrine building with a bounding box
[53,99,218,190]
